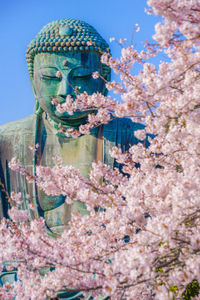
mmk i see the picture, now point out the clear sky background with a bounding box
[0,0,161,125]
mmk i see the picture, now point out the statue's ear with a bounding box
[30,76,43,115]
[30,76,37,98]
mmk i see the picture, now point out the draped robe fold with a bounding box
[0,112,145,294]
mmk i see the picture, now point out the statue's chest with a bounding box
[40,133,102,176]
[37,132,103,235]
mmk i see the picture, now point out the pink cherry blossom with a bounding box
[1,1,200,298]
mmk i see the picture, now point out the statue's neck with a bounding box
[45,113,88,131]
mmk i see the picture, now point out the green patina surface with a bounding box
[0,19,145,299]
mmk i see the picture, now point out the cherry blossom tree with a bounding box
[1,0,200,299]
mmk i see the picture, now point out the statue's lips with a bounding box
[58,113,89,119]
[53,96,95,119]
[37,95,95,120]
[56,112,90,121]
[47,109,90,127]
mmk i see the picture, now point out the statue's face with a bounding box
[33,52,106,120]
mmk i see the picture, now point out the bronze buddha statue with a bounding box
[0,19,145,296]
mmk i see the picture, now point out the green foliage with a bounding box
[156,267,164,273]
[182,280,200,300]
[169,285,178,293]
[165,121,170,133]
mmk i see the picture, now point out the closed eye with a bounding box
[73,74,92,80]
[41,75,61,81]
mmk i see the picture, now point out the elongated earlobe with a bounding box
[30,76,37,97]
[34,99,43,115]
[30,77,43,115]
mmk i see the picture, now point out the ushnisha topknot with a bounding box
[26,19,111,78]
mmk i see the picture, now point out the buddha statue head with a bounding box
[26,19,111,122]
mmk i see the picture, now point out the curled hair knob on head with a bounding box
[26,19,111,80]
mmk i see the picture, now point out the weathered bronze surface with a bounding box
[0,19,145,296]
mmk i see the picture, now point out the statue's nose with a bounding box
[57,74,75,97]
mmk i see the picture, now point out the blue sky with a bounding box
[0,0,160,125]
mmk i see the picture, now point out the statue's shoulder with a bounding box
[101,117,144,146]
[104,117,145,133]
[102,117,155,149]
[0,114,36,137]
